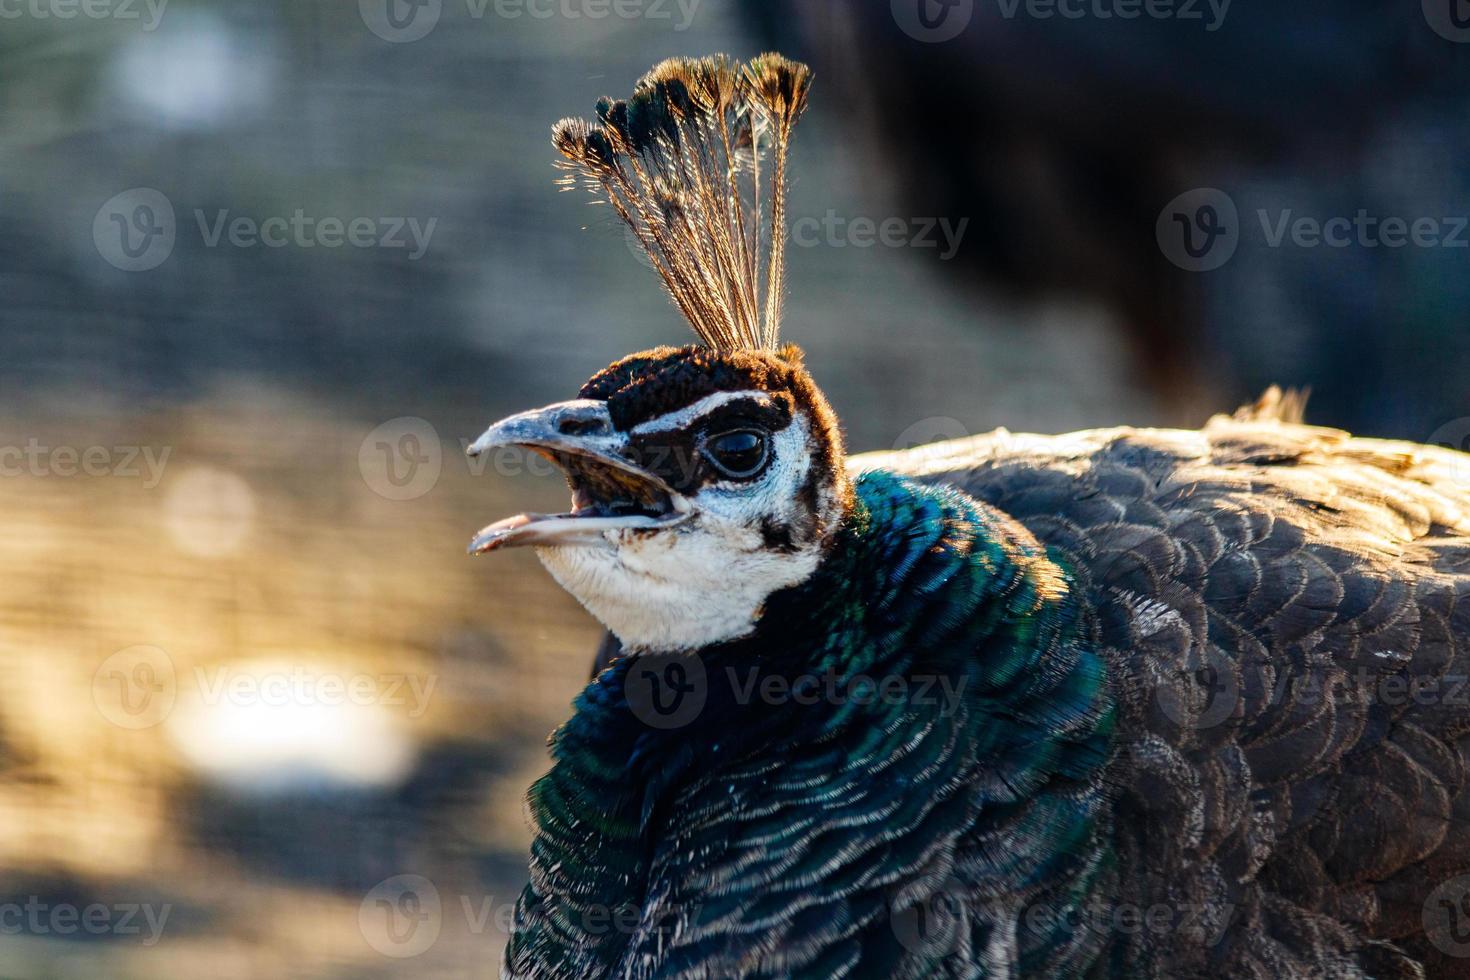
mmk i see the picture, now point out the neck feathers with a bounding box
[510,471,1115,976]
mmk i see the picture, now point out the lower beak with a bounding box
[464,399,690,555]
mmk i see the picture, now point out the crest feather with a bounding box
[552,53,813,352]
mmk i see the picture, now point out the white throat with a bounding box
[536,531,822,652]
[534,409,832,652]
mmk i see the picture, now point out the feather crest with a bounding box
[552,53,813,351]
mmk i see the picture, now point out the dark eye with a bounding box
[702,429,769,479]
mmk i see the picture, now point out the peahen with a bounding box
[466,54,1470,979]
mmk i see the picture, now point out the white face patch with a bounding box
[534,410,834,652]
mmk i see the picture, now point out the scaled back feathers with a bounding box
[552,54,813,352]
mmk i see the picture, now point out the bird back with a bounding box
[857,412,1470,977]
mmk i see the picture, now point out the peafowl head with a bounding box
[467,53,841,651]
[467,342,850,651]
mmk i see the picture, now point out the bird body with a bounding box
[507,467,1113,978]
[468,54,1470,978]
[496,407,1470,978]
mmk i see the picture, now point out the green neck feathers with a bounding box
[510,470,1115,977]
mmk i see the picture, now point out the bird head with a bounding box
[467,343,850,651]
[469,53,827,650]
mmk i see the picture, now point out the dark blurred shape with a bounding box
[744,1,1470,433]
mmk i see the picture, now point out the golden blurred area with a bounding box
[0,390,598,976]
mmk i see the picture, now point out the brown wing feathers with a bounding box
[861,417,1470,976]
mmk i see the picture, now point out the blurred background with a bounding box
[2,1,1469,976]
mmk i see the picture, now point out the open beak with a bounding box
[465,399,691,555]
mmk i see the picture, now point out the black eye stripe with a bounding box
[623,399,792,491]
[622,431,702,490]
[695,398,792,434]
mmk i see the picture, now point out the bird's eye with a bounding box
[702,429,769,479]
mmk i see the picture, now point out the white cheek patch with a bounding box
[534,414,828,652]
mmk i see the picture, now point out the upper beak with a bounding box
[465,399,690,554]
